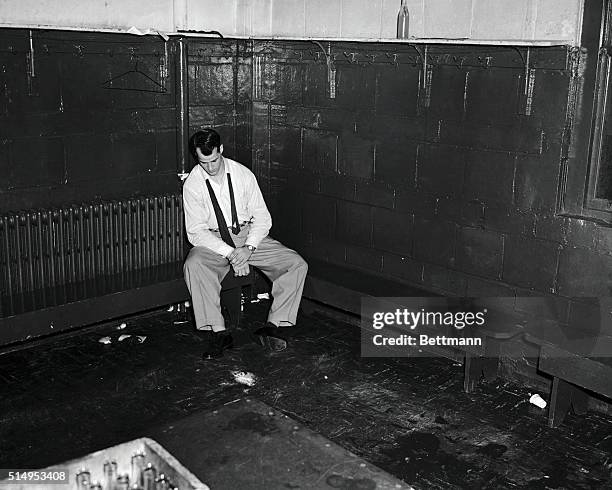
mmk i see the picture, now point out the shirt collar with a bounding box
[203,157,231,189]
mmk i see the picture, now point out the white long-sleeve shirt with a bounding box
[183,157,272,257]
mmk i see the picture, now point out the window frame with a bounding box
[585,0,612,216]
[558,0,612,224]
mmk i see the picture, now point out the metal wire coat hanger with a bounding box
[102,60,167,93]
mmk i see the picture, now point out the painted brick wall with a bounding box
[0,31,251,212]
[186,39,252,172]
[251,40,612,395]
[0,29,180,211]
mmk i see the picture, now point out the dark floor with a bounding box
[1,299,611,489]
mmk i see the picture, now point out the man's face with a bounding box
[196,145,224,176]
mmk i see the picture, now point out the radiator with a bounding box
[0,194,185,296]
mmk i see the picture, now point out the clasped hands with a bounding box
[227,246,253,276]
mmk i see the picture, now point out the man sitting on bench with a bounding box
[183,129,308,359]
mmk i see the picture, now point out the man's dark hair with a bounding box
[189,129,221,159]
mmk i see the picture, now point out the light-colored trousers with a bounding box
[183,225,308,332]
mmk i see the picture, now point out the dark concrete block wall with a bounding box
[252,41,612,397]
[0,30,182,211]
[0,31,250,212]
[187,39,252,172]
[253,41,573,295]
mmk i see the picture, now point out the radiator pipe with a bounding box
[153,197,159,266]
[161,196,168,264]
[97,204,104,276]
[58,210,66,285]
[136,200,142,270]
[175,38,190,178]
[107,203,115,275]
[170,196,177,261]
[77,206,85,282]
[36,212,44,294]
[3,216,13,295]
[145,198,152,267]
[68,209,76,283]
[88,205,95,279]
[27,213,35,290]
[116,202,124,274]
[127,200,134,272]
[15,216,24,293]
[47,211,56,288]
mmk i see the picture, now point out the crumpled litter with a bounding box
[529,393,547,409]
[231,371,256,387]
[116,322,127,330]
[167,305,175,312]
[100,334,146,345]
[257,293,270,300]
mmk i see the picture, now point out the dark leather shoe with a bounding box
[253,322,288,352]
[199,331,233,360]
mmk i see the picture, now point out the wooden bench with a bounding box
[303,259,436,312]
[524,305,612,427]
[302,258,525,392]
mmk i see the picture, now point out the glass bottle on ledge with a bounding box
[103,460,117,490]
[76,469,91,490]
[131,451,146,486]
[142,464,157,490]
[397,0,410,39]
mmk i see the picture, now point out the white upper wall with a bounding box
[0,0,176,32]
[0,0,585,44]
